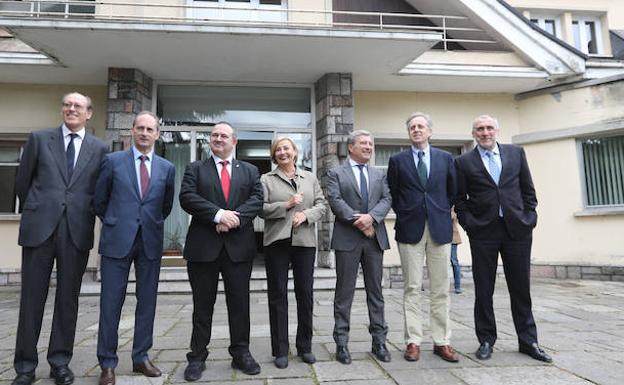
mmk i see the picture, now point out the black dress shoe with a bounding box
[274,356,288,369]
[298,352,316,364]
[184,361,206,381]
[336,345,352,365]
[231,353,261,375]
[11,372,35,385]
[372,343,391,362]
[50,365,74,385]
[476,342,493,360]
[519,342,553,363]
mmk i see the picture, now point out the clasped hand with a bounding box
[353,213,375,239]
[216,210,240,233]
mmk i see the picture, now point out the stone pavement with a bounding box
[1,277,623,385]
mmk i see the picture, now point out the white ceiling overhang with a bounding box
[1,18,441,86]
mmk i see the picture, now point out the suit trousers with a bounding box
[186,249,254,362]
[97,229,161,368]
[14,215,88,374]
[333,236,387,346]
[264,239,315,357]
[398,222,451,346]
[469,218,538,347]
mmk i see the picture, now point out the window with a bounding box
[0,140,24,214]
[531,17,560,37]
[189,0,286,22]
[572,17,603,55]
[581,135,624,207]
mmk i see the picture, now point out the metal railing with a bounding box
[0,0,499,49]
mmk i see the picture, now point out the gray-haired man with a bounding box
[326,130,392,364]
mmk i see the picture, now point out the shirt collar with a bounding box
[411,144,429,156]
[62,124,85,140]
[348,157,368,168]
[213,154,234,165]
[477,143,500,157]
[132,146,154,161]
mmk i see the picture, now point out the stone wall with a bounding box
[314,73,354,268]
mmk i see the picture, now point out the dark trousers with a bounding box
[469,219,538,347]
[14,215,89,374]
[97,229,161,368]
[186,249,254,362]
[333,237,387,346]
[450,244,461,290]
[264,239,315,357]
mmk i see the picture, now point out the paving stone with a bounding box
[389,368,466,385]
[313,360,387,382]
[452,366,593,385]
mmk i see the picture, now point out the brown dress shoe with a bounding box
[99,368,115,385]
[434,345,460,362]
[132,360,162,377]
[404,343,420,361]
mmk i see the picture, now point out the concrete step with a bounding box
[80,266,364,295]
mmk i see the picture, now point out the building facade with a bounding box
[1,0,623,284]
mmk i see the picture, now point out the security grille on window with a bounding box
[0,140,24,214]
[581,135,624,206]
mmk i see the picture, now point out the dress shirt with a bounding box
[477,144,502,175]
[348,158,369,190]
[62,124,85,168]
[411,144,430,177]
[212,154,234,224]
[132,146,154,197]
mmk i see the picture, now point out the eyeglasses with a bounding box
[62,102,88,111]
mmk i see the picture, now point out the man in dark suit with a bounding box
[180,122,263,380]
[454,115,551,363]
[94,111,176,385]
[13,92,107,385]
[387,112,459,363]
[327,130,392,364]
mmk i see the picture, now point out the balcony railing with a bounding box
[0,0,498,50]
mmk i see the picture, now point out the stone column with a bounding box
[315,73,354,268]
[106,68,153,149]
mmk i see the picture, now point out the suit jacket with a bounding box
[454,143,537,240]
[387,147,456,245]
[260,167,327,247]
[16,126,107,251]
[94,149,176,260]
[327,161,391,251]
[180,157,263,262]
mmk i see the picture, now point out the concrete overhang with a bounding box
[0,18,441,86]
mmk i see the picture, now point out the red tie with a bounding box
[220,160,230,202]
[139,155,150,199]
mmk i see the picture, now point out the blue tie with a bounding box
[66,133,78,180]
[486,151,500,185]
[357,164,368,213]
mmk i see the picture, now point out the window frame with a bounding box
[577,131,624,212]
[571,15,605,56]
[0,135,27,217]
[529,14,563,38]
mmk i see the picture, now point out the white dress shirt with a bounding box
[62,124,85,168]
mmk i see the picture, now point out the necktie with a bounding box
[486,151,501,185]
[220,160,230,202]
[139,155,150,199]
[417,150,427,187]
[66,133,78,179]
[357,164,368,213]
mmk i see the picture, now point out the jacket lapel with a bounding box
[402,149,424,190]
[227,159,242,207]
[49,126,69,184]
[125,150,141,200]
[343,161,361,198]
[68,133,94,187]
[144,154,161,199]
[207,157,227,207]
[471,147,497,186]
